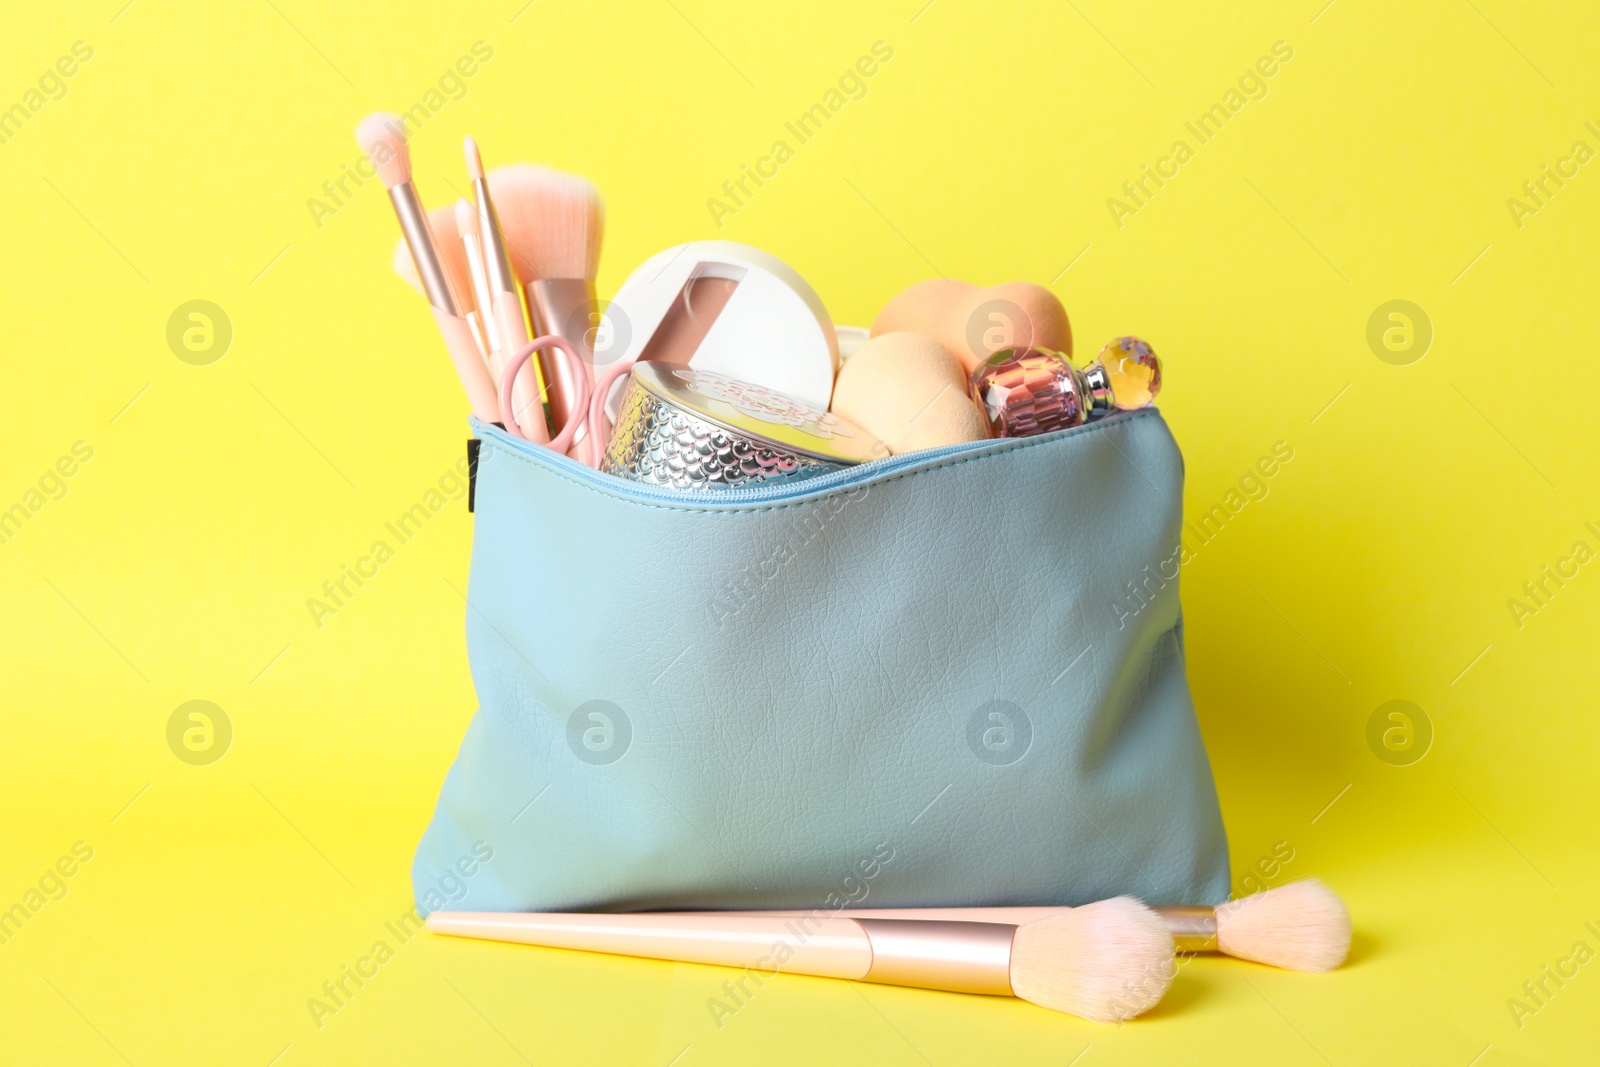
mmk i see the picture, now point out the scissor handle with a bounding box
[586,359,638,468]
[499,336,594,456]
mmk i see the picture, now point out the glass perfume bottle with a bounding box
[969,336,1162,438]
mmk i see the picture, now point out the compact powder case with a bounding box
[602,362,886,490]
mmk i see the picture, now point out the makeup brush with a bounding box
[1202,879,1351,973]
[390,196,546,441]
[450,198,496,365]
[488,164,605,451]
[456,197,549,439]
[356,112,497,422]
[428,896,1173,1022]
[463,139,530,349]
[389,202,490,364]
[464,138,545,438]
[715,879,1352,973]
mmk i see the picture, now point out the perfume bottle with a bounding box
[969,337,1161,439]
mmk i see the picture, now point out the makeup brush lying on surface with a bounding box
[710,879,1352,974]
[428,895,1175,1022]
[1160,878,1350,972]
[355,112,497,423]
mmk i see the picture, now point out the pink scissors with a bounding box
[499,336,637,469]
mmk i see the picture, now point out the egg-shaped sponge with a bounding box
[830,332,991,454]
[871,280,1072,373]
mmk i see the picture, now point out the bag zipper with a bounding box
[471,410,1150,510]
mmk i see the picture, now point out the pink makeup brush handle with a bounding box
[493,289,531,349]
[431,306,499,422]
[500,336,593,455]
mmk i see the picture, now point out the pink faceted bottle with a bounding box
[969,336,1162,439]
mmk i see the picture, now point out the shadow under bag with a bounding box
[414,408,1230,914]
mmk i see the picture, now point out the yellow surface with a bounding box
[3,1,1597,1063]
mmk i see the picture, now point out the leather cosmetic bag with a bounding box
[412,408,1229,914]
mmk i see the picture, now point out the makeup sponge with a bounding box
[871,280,1072,373]
[830,332,990,454]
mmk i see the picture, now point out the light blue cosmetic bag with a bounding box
[412,408,1229,915]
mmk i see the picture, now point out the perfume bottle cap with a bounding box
[1095,336,1161,410]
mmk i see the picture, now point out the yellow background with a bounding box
[3,0,1597,1063]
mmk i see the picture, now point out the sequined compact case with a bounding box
[601,362,887,490]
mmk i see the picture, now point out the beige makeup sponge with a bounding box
[830,332,990,454]
[871,280,1072,372]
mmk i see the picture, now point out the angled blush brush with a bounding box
[356,112,497,423]
[428,896,1175,1022]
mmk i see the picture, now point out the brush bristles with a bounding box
[391,203,472,311]
[464,136,486,182]
[1214,879,1351,973]
[488,163,604,282]
[1009,896,1174,1022]
[355,112,411,189]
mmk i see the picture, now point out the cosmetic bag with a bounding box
[412,407,1230,914]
